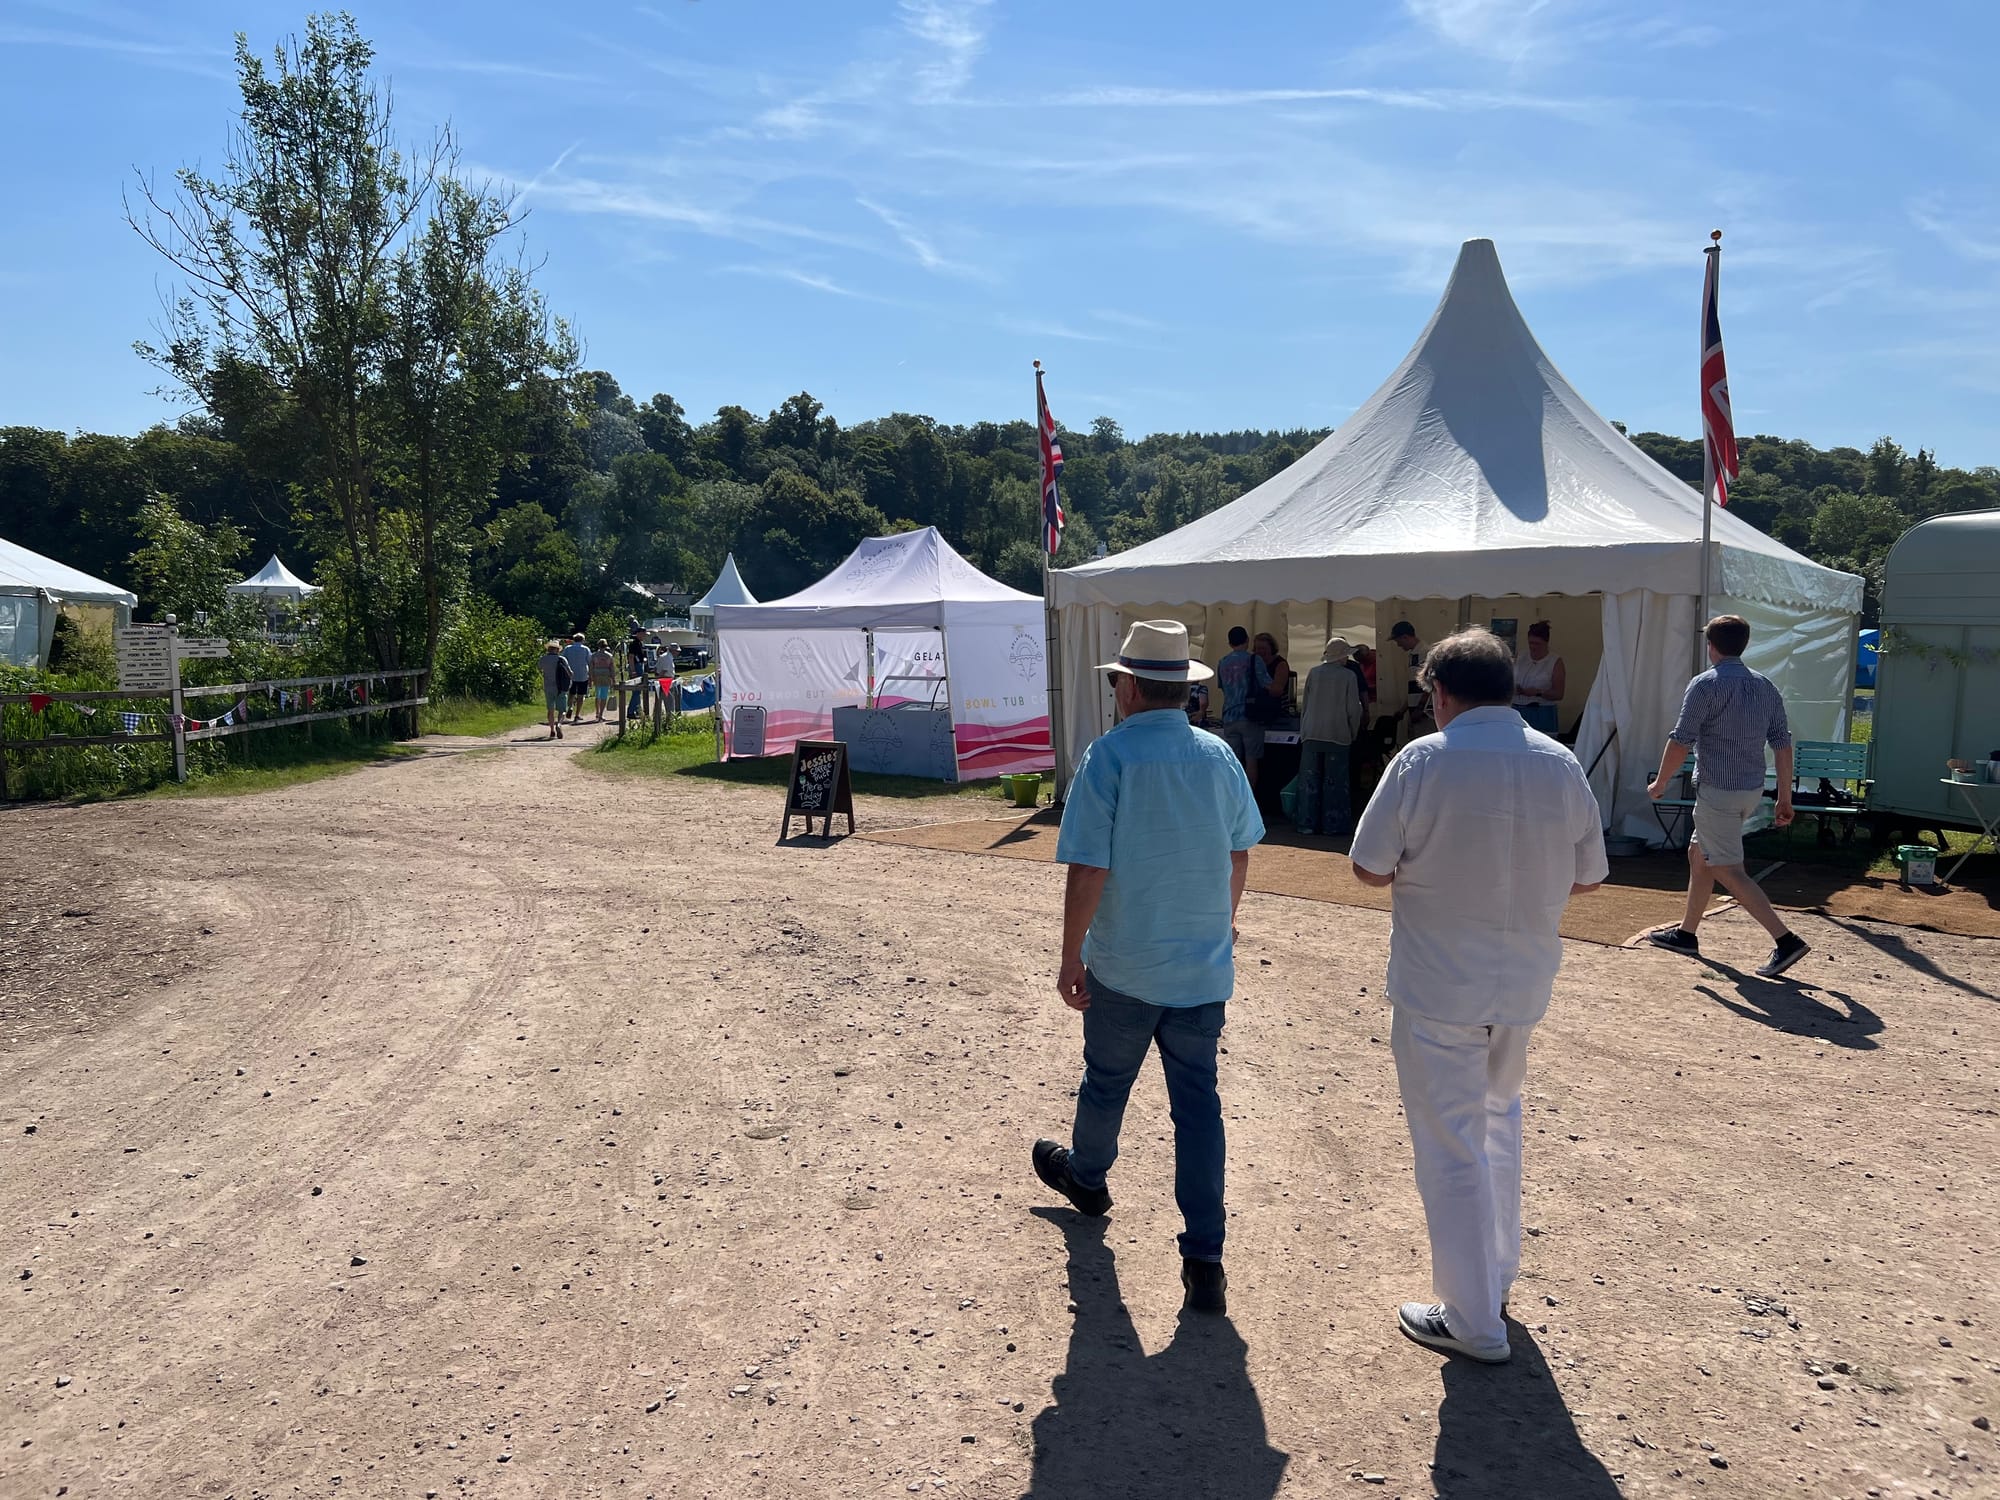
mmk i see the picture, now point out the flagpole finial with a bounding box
[1034,359,1042,372]
[1710,229,1722,243]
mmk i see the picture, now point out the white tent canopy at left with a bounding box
[226,555,321,600]
[0,534,138,668]
[712,526,1052,780]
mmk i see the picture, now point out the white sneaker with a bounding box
[1397,1302,1511,1363]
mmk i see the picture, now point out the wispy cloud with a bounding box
[1040,83,1593,115]
[856,196,984,279]
[0,22,227,76]
[719,264,896,303]
[1909,198,2000,263]
[404,57,604,86]
[1091,310,1164,332]
[899,0,993,102]
[996,316,1111,344]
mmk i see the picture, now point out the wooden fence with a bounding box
[1,668,427,795]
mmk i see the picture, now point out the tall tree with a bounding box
[128,12,575,677]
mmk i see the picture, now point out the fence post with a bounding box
[166,616,188,783]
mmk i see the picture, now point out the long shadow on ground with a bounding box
[1429,1322,1624,1499]
[1694,964,1884,1050]
[1022,1208,1287,1500]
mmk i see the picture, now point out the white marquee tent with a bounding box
[226,554,321,600]
[690,552,756,636]
[1048,238,1863,838]
[0,534,137,668]
[713,526,1051,779]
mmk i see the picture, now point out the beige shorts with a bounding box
[1692,784,1765,867]
[1220,720,1265,762]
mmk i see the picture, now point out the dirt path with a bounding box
[4,723,1996,1499]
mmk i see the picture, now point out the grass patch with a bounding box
[583,717,1027,803]
[420,696,550,738]
[146,739,425,799]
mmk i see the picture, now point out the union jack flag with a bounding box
[1701,243,1738,508]
[1036,365,1065,557]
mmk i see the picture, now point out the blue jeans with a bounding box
[1296,739,1352,835]
[1069,973,1228,1262]
[1518,702,1559,736]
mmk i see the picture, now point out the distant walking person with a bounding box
[540,641,572,740]
[588,638,616,721]
[1646,615,1808,977]
[1296,638,1366,837]
[1033,620,1263,1315]
[1216,626,1273,789]
[1348,628,1607,1363]
[561,632,593,724]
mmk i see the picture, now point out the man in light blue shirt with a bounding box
[1033,620,1263,1315]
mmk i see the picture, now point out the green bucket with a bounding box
[1004,773,1043,808]
[1896,844,1938,886]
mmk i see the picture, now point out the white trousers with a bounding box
[1390,1007,1534,1351]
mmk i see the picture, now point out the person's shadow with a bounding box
[1694,966,1884,1050]
[1023,1208,1288,1499]
[1430,1319,1623,1498]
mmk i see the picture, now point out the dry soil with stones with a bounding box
[3,721,1996,1500]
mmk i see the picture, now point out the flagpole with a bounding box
[1037,360,1068,801]
[1696,230,1719,679]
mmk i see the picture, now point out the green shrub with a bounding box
[433,595,543,703]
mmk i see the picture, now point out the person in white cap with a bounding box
[1033,620,1264,1315]
[1347,627,1607,1364]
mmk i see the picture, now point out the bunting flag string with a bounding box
[28,693,52,713]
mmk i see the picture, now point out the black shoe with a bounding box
[1757,932,1810,978]
[1646,926,1700,955]
[1032,1139,1111,1216]
[1182,1259,1227,1315]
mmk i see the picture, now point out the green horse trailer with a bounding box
[1868,509,2000,843]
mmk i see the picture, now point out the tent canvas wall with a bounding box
[0,534,138,669]
[713,526,1051,779]
[1048,238,1862,838]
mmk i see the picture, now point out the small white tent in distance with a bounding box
[712,526,1051,780]
[226,555,321,601]
[1048,238,1862,837]
[690,553,756,637]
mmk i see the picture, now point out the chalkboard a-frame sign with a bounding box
[782,739,856,838]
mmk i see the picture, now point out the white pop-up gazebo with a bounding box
[226,554,321,600]
[0,534,137,668]
[1048,238,1863,838]
[713,526,1051,780]
[690,553,756,637]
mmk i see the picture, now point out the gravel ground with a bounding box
[2,720,1995,1499]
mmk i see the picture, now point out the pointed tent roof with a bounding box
[0,534,137,607]
[226,554,321,599]
[692,553,758,613]
[1051,238,1860,614]
[713,526,1036,631]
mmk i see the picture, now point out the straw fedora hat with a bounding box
[1097,619,1214,682]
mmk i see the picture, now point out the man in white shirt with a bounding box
[1348,628,1608,1364]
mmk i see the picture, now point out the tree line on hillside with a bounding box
[3,11,1995,705]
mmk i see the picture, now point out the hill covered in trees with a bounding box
[2,383,1990,644]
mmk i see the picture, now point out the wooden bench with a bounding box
[1784,739,1871,846]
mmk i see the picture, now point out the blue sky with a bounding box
[3,0,1998,465]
